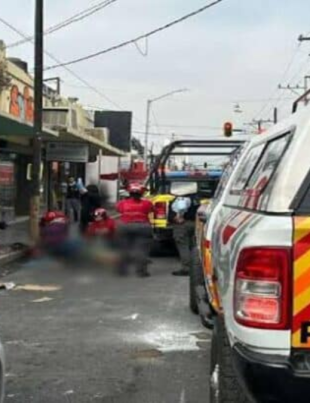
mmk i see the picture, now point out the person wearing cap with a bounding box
[116,183,153,277]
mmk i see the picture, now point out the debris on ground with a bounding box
[32,297,54,303]
[14,284,61,292]
[0,282,15,290]
[63,390,74,396]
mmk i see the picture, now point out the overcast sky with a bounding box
[1,0,310,150]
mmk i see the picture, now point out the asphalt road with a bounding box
[0,255,211,403]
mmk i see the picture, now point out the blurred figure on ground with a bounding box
[39,210,118,269]
[39,211,72,257]
[116,183,153,278]
[65,177,80,222]
[86,208,116,241]
[168,194,200,276]
[79,183,102,234]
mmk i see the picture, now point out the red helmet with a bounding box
[42,211,67,223]
[93,208,107,221]
[43,211,57,222]
[128,183,144,195]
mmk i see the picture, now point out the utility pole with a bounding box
[273,107,278,124]
[144,100,151,168]
[252,119,273,133]
[278,76,310,105]
[30,0,44,242]
[143,88,188,167]
[298,34,310,42]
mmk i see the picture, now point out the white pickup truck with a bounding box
[207,107,310,402]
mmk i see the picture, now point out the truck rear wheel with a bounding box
[209,317,251,403]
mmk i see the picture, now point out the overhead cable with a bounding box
[45,0,224,71]
[7,0,117,49]
[0,15,141,115]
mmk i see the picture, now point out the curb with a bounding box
[0,248,30,267]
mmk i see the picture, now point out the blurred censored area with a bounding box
[37,210,152,276]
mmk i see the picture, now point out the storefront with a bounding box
[0,110,58,220]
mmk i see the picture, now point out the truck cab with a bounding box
[206,107,310,403]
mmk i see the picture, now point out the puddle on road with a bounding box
[131,349,163,360]
[133,325,211,353]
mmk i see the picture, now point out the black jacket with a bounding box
[80,191,102,231]
[67,183,80,199]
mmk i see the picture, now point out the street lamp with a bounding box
[144,88,188,166]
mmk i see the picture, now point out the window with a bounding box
[198,179,219,199]
[246,134,291,193]
[214,145,245,201]
[224,132,292,210]
[230,144,265,196]
[170,181,198,196]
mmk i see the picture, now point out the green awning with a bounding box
[0,110,57,139]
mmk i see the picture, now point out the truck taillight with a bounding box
[154,202,167,219]
[234,247,292,330]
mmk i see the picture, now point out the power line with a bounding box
[132,130,224,137]
[149,123,230,129]
[45,0,224,71]
[254,41,303,120]
[7,0,118,49]
[0,15,145,119]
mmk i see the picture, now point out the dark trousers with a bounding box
[117,222,152,275]
[173,221,195,272]
[65,198,80,222]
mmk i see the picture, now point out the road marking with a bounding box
[32,297,54,303]
[179,389,186,403]
[124,313,139,320]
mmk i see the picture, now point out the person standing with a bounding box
[169,194,200,276]
[116,183,153,277]
[79,184,102,234]
[65,177,80,222]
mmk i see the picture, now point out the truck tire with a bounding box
[209,317,251,403]
[189,246,204,314]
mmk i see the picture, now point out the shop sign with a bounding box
[0,162,15,212]
[9,83,34,123]
[0,162,14,185]
[46,142,89,163]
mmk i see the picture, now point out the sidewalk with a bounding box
[0,218,30,266]
[0,208,117,266]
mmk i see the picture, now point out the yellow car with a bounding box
[147,170,222,242]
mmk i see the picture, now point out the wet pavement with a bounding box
[0,255,211,403]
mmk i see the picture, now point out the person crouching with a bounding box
[86,208,116,241]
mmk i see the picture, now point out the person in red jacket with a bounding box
[116,183,153,277]
[86,208,116,240]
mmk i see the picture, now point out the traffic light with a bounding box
[224,122,233,137]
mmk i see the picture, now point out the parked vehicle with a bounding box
[206,107,310,402]
[0,341,5,403]
[190,144,248,323]
[146,140,244,243]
